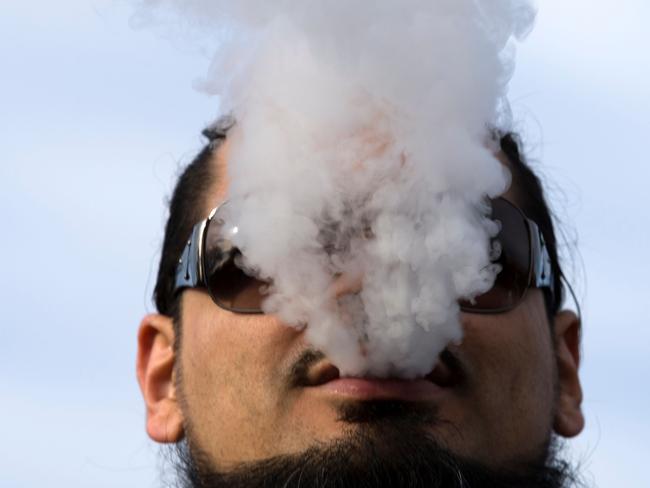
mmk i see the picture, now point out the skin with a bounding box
[137,139,584,472]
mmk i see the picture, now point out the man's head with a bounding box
[137,121,584,487]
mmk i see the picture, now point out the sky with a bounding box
[1,1,648,486]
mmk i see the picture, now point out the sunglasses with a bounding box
[174,197,554,314]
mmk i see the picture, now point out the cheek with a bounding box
[177,292,303,465]
[454,294,556,461]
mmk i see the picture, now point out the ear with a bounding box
[552,310,585,438]
[136,314,184,443]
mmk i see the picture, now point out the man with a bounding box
[136,120,584,487]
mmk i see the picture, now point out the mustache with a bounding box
[439,348,464,377]
[288,347,464,387]
[289,348,327,388]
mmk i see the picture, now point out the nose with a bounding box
[328,268,369,357]
[330,269,364,299]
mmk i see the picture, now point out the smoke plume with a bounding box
[136,0,536,378]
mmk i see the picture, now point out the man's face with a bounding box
[180,285,552,463]
[137,141,584,484]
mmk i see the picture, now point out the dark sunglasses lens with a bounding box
[203,216,268,312]
[460,199,531,312]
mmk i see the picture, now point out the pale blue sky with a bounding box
[1,1,648,487]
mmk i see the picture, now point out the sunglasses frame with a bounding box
[174,198,554,315]
[460,198,554,314]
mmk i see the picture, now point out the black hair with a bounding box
[153,126,566,334]
[153,118,232,340]
[499,132,565,317]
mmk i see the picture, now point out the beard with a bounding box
[167,400,580,488]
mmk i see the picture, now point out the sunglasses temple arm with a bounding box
[174,220,207,292]
[528,220,554,294]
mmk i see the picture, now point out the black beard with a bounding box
[168,400,580,488]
